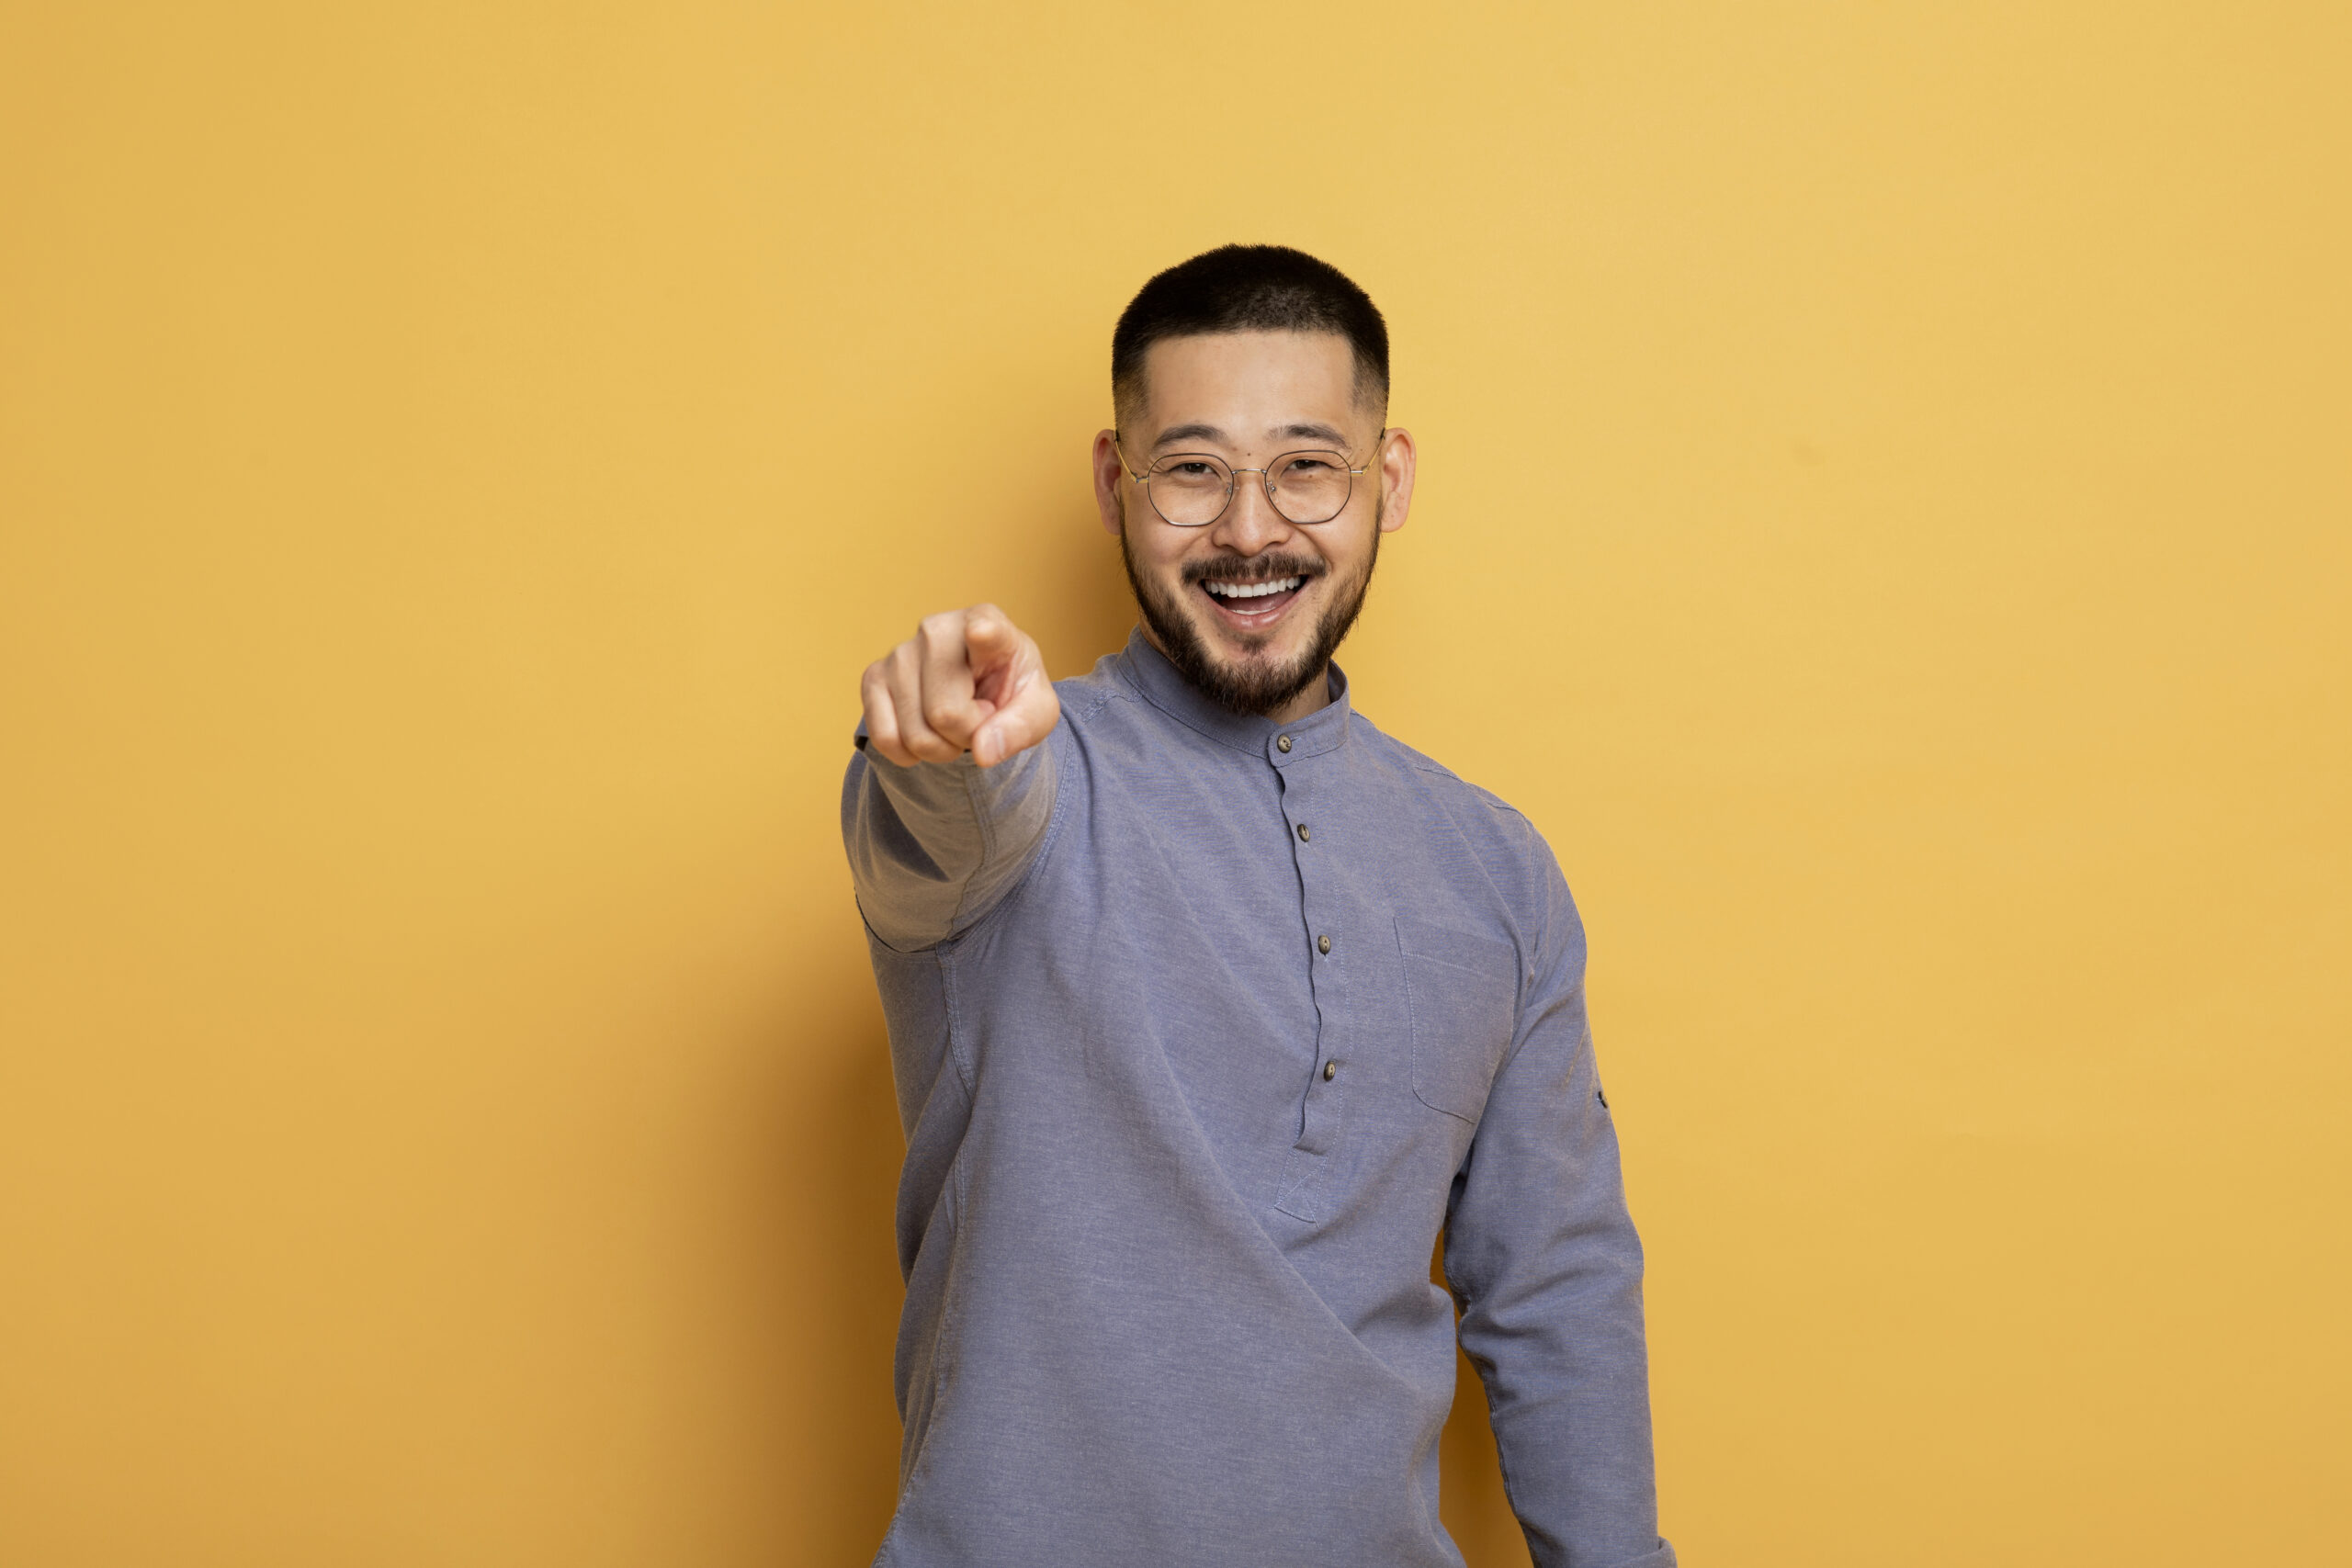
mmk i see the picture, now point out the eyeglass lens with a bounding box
[1147,453,1354,527]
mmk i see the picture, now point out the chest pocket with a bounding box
[1396,915,1521,1125]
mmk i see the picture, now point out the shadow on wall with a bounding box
[798,1016,913,1556]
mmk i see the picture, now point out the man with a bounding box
[841,244,1672,1567]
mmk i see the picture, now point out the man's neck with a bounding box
[1261,667,1334,726]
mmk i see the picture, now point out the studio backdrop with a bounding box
[3,4,2345,1564]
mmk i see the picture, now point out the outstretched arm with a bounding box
[842,604,1062,952]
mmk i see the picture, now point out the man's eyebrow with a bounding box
[1150,421,1355,449]
[1150,423,1226,448]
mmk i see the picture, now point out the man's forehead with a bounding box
[1146,417,1359,452]
[1132,330,1370,448]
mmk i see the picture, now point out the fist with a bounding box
[860,604,1060,769]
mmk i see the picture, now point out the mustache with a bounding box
[1180,554,1328,588]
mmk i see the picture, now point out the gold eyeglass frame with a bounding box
[1114,430,1388,528]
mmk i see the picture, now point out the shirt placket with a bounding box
[1272,727,1348,1222]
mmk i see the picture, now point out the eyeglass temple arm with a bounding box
[1112,437,1156,483]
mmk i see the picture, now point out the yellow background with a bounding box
[3,4,2346,1563]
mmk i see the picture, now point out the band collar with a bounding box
[1114,626,1353,764]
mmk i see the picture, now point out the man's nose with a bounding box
[1208,471,1294,555]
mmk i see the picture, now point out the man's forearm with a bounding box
[841,730,1057,952]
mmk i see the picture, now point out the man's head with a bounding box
[1093,245,1416,722]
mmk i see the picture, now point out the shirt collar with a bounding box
[1114,626,1354,763]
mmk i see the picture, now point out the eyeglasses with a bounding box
[1114,433,1385,527]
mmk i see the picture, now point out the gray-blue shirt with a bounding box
[842,630,1673,1568]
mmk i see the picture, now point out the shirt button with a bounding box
[1296,823,1310,843]
[1276,734,1293,753]
[1322,1060,1339,1081]
[1317,934,1331,954]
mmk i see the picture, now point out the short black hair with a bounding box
[1112,244,1388,427]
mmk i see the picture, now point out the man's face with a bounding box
[1091,331,1414,718]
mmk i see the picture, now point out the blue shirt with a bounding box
[842,630,1673,1568]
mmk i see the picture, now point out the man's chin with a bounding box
[1188,610,1287,662]
[1155,616,1325,716]
[1199,641,1306,690]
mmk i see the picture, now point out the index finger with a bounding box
[913,611,989,748]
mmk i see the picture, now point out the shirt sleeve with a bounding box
[1442,847,1675,1568]
[838,726,1058,952]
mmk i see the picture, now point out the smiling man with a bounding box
[842,245,1673,1568]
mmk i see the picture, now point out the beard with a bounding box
[1118,501,1382,717]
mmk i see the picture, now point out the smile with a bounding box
[1198,574,1307,626]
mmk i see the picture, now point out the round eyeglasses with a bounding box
[1115,434,1385,527]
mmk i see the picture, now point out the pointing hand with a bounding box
[860,604,1060,768]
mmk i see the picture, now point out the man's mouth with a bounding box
[1198,573,1308,626]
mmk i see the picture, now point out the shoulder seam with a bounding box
[1057,674,1130,728]
[1390,745,1533,829]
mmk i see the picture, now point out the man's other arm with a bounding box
[1443,849,1676,1568]
[840,604,1060,952]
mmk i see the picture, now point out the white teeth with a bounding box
[1204,576,1303,601]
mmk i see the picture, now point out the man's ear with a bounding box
[1374,427,1417,534]
[1091,430,1126,538]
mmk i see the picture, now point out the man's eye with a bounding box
[1281,457,1338,476]
[1164,461,1221,480]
